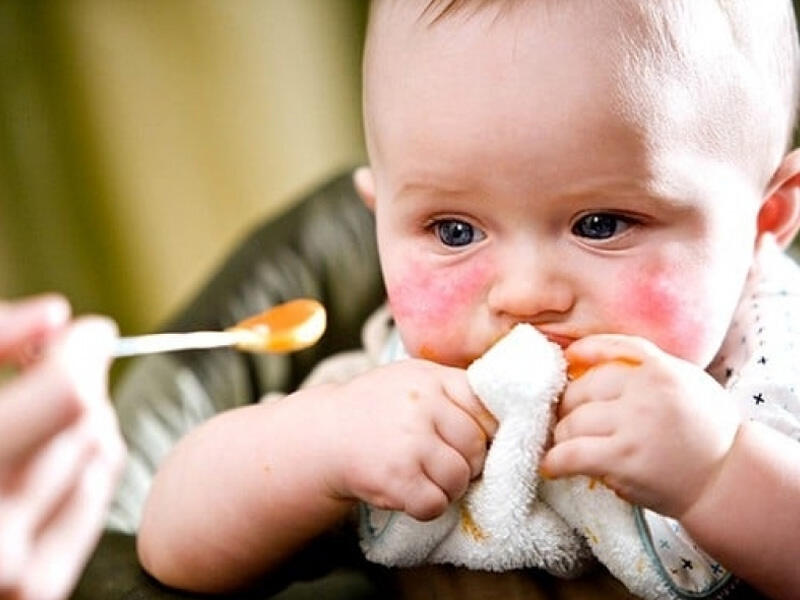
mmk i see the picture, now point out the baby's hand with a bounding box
[540,334,740,520]
[322,359,497,521]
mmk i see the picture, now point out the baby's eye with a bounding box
[433,219,486,247]
[571,213,635,240]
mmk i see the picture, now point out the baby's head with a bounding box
[356,0,800,369]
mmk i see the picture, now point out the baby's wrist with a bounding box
[677,421,746,532]
[274,385,350,502]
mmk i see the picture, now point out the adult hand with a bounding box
[0,295,125,600]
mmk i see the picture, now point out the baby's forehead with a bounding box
[371,1,780,66]
[368,0,796,104]
[366,0,798,189]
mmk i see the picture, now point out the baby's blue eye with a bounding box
[571,213,632,240]
[434,219,484,247]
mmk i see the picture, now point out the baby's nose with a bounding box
[487,252,574,319]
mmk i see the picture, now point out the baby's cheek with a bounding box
[386,258,490,359]
[615,263,711,362]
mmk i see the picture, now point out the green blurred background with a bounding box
[0,1,368,336]
[1,1,799,342]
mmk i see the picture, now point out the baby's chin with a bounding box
[405,336,497,368]
[410,346,473,368]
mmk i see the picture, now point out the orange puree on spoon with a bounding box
[228,298,327,353]
[114,298,327,357]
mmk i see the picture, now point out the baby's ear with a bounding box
[758,149,800,248]
[353,166,376,211]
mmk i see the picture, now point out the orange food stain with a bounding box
[459,504,487,541]
[636,557,646,574]
[418,345,440,362]
[567,357,641,380]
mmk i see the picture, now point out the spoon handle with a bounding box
[114,330,245,357]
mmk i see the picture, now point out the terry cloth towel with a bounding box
[360,324,592,577]
[359,324,722,599]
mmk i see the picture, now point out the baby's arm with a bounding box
[137,359,495,593]
[678,419,800,599]
[540,334,800,599]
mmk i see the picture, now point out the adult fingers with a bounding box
[41,316,118,412]
[19,451,118,600]
[0,422,89,596]
[5,423,91,547]
[0,317,117,465]
[0,294,70,364]
[0,367,82,467]
[18,404,123,600]
[23,395,123,538]
[0,514,29,594]
[88,398,126,476]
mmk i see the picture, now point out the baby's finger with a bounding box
[440,368,498,438]
[553,399,620,444]
[432,405,488,478]
[565,334,652,380]
[559,361,632,418]
[398,473,450,521]
[540,436,615,480]
[421,442,472,503]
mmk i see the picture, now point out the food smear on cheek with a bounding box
[387,257,490,358]
[418,345,441,362]
[616,260,706,360]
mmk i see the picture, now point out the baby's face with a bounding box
[364,1,764,368]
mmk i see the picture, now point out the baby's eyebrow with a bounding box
[395,176,706,215]
[396,180,474,198]
[563,193,703,221]
[557,177,703,212]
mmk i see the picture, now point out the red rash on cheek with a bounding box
[386,257,490,329]
[625,269,680,324]
[617,261,706,359]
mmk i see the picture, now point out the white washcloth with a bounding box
[359,324,687,598]
[359,324,591,577]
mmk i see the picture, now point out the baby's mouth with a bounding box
[535,330,578,350]
[481,326,578,358]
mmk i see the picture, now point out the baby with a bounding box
[136,1,800,598]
